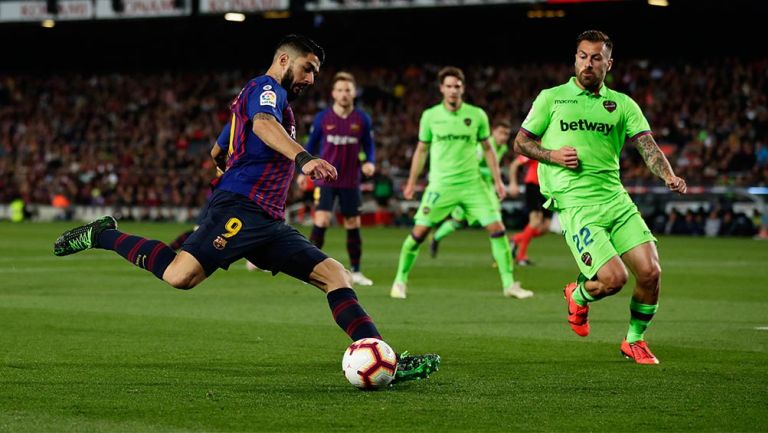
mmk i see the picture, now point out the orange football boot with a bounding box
[564,282,590,337]
[621,339,660,365]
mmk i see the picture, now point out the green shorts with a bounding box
[448,178,499,225]
[415,181,501,228]
[559,192,656,279]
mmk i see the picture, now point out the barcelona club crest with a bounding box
[464,118,472,126]
[603,100,617,113]
[213,236,228,250]
[581,252,593,267]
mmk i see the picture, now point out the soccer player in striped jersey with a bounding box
[53,35,439,382]
[298,72,376,286]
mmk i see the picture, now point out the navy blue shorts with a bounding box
[182,190,328,280]
[314,186,362,217]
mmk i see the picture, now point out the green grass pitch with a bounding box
[1,222,767,432]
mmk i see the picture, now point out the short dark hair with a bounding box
[333,71,356,86]
[494,119,512,129]
[438,66,465,85]
[275,34,325,64]
[576,30,613,55]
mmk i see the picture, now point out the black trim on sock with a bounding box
[630,310,655,322]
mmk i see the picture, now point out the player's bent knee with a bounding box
[411,225,431,240]
[164,271,199,290]
[637,263,661,290]
[602,269,628,294]
[343,217,361,229]
[162,253,206,290]
[485,221,505,233]
[314,211,332,228]
[311,258,352,292]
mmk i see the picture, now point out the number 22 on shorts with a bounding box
[572,226,593,253]
[222,218,243,238]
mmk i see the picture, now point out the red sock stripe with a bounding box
[332,299,359,318]
[127,239,147,264]
[345,316,373,337]
[146,243,164,271]
[114,233,129,249]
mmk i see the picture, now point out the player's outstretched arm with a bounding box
[634,134,687,194]
[403,141,429,199]
[513,131,578,169]
[252,113,337,181]
[252,113,307,159]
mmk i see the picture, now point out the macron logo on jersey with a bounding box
[560,119,615,136]
[327,135,359,146]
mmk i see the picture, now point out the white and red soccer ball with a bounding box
[342,338,397,389]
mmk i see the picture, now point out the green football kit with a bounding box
[449,136,507,224]
[521,77,656,279]
[393,102,517,292]
[413,102,501,228]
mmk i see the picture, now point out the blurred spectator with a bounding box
[371,164,398,226]
[704,209,721,237]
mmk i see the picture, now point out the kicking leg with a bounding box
[54,216,206,290]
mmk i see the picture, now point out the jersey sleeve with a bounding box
[520,90,552,139]
[304,112,324,155]
[477,109,491,141]
[245,79,285,123]
[418,110,432,143]
[361,112,376,163]
[216,122,231,151]
[624,96,652,140]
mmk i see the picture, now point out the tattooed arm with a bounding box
[513,131,579,169]
[634,133,687,193]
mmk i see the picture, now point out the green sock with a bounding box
[571,281,596,306]
[627,299,658,343]
[395,234,422,284]
[434,219,461,242]
[489,235,514,288]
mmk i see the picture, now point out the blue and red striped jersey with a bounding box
[216,75,297,220]
[304,108,375,189]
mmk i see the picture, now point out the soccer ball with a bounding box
[342,338,398,390]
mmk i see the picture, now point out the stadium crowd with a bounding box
[1,58,766,234]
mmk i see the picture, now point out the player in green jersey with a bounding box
[391,67,531,300]
[429,120,513,256]
[514,30,687,364]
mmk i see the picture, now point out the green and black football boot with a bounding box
[53,216,117,256]
[391,351,441,385]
